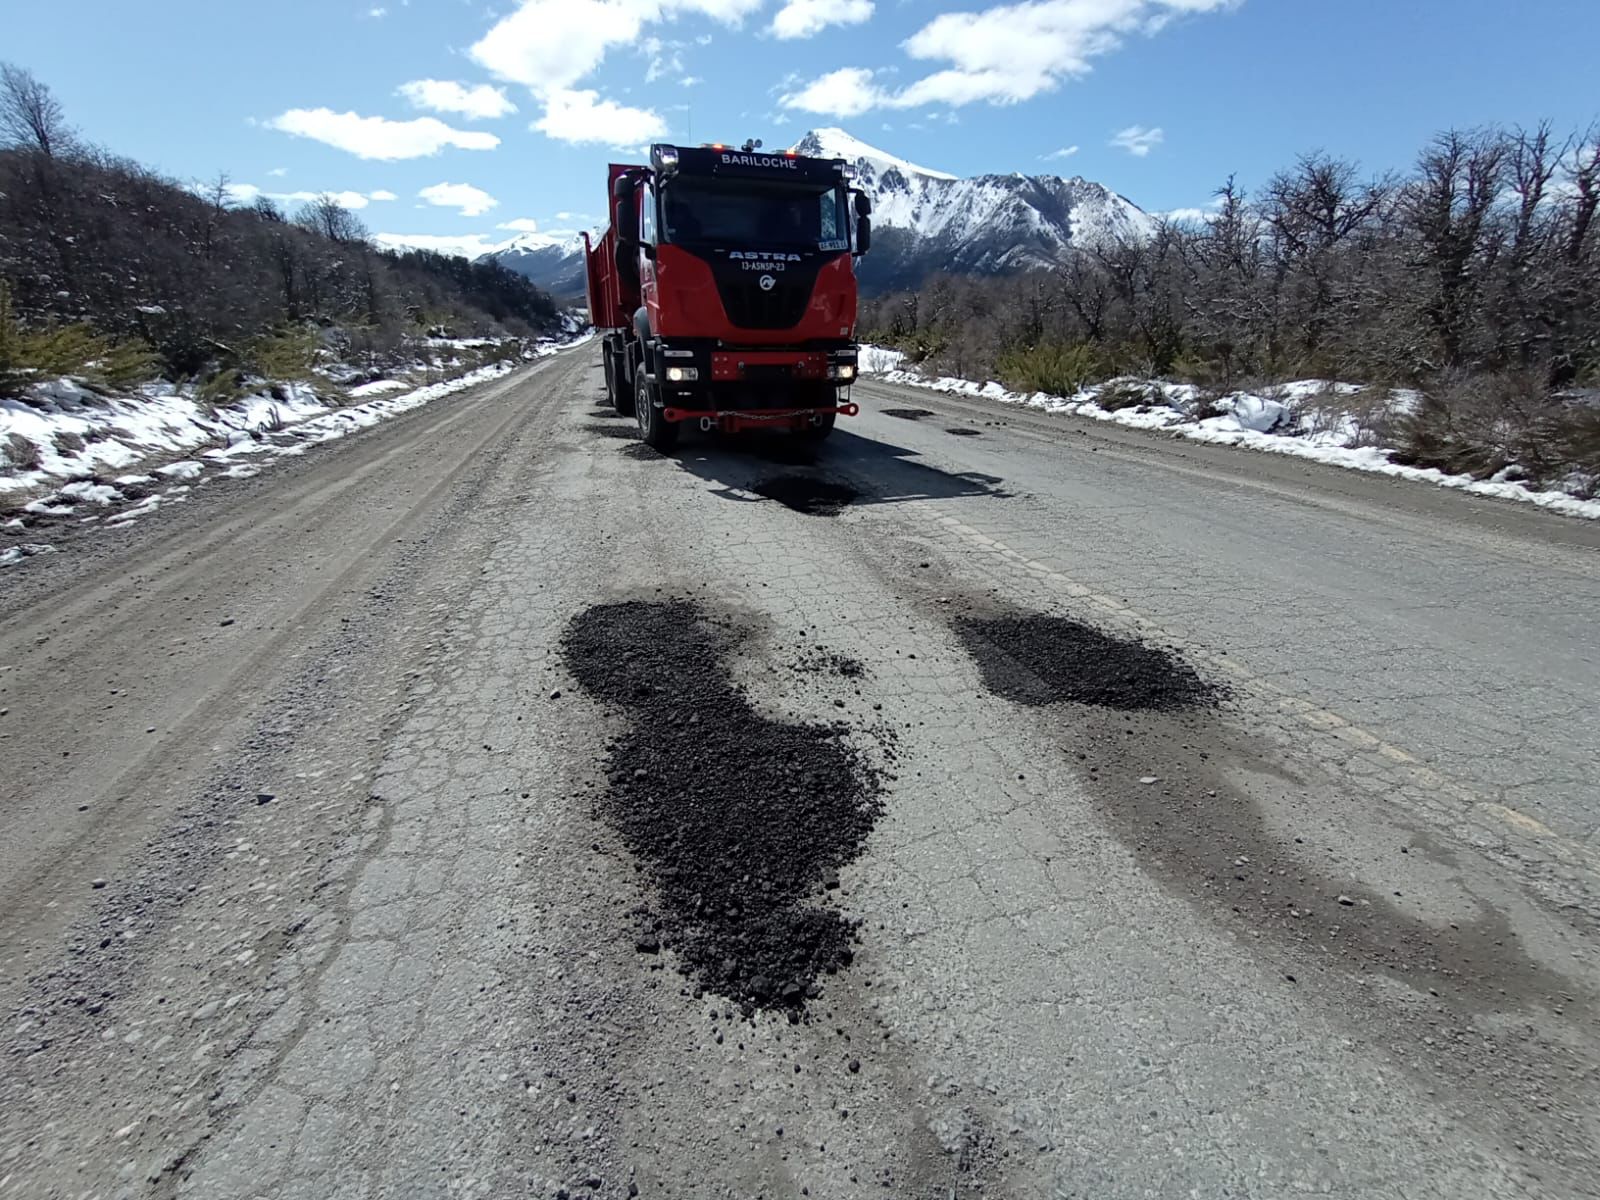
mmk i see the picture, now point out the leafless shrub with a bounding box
[1393,370,1600,486]
[1293,385,1398,446]
[1096,379,1160,412]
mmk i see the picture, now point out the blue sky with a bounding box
[7,0,1599,255]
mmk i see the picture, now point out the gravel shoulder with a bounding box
[2,348,1596,1200]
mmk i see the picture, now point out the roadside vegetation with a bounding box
[862,125,1600,496]
[0,63,559,410]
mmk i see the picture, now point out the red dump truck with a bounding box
[584,140,873,449]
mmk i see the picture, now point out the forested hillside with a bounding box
[863,126,1600,485]
[0,63,558,396]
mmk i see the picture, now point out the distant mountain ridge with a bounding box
[480,128,1154,297]
[789,127,1155,291]
[477,231,588,299]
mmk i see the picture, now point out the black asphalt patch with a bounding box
[750,475,857,516]
[881,408,936,421]
[583,424,638,439]
[945,428,982,437]
[561,600,884,1013]
[954,614,1215,711]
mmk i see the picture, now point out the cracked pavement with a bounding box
[2,349,1598,1199]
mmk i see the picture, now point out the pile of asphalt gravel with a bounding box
[792,646,866,678]
[750,475,857,516]
[954,613,1215,711]
[562,600,883,1013]
[880,408,936,421]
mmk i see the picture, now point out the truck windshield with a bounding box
[660,181,847,249]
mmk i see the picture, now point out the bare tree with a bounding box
[295,194,368,245]
[0,63,76,158]
[1400,129,1508,368]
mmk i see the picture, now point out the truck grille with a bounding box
[717,277,812,330]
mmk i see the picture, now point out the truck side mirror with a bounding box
[855,215,872,256]
[613,176,639,253]
[854,191,873,219]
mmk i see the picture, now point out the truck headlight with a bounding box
[828,363,857,381]
[665,365,699,383]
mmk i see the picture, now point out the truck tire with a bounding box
[799,410,836,441]
[606,344,634,416]
[635,372,679,451]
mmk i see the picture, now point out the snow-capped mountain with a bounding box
[483,128,1154,298]
[478,231,589,298]
[790,127,1155,290]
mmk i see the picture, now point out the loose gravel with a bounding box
[562,599,884,1013]
[953,613,1216,711]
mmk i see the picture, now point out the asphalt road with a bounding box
[2,348,1597,1200]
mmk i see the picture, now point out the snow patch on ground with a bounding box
[0,542,56,567]
[858,345,907,375]
[2,331,591,561]
[861,349,1600,520]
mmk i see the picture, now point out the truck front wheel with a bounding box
[635,372,680,451]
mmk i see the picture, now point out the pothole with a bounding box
[750,475,857,516]
[953,613,1215,711]
[561,600,885,1013]
[881,408,936,421]
[582,424,638,439]
[945,428,982,437]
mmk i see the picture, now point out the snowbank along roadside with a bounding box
[0,334,591,567]
[859,347,1600,521]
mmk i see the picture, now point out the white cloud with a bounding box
[642,36,686,83]
[207,182,391,210]
[368,6,387,17]
[267,166,289,177]
[374,232,499,257]
[471,0,760,90]
[535,88,666,147]
[1160,194,1225,222]
[498,217,542,232]
[771,0,874,39]
[779,67,886,118]
[1042,145,1079,160]
[283,190,380,209]
[1110,124,1163,156]
[470,1,760,146]
[419,182,499,217]
[267,108,500,160]
[398,79,517,120]
[786,0,1233,114]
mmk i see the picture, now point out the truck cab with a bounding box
[585,142,872,449]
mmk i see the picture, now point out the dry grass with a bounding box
[1096,379,1161,412]
[1291,384,1400,447]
